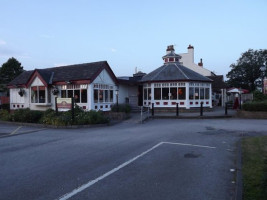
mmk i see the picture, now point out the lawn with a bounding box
[242,136,267,200]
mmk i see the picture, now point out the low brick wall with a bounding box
[236,110,267,119]
[103,112,129,120]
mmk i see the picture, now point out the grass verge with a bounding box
[242,136,267,200]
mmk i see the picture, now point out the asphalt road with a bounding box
[1,118,267,200]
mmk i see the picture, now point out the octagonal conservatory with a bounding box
[140,45,212,109]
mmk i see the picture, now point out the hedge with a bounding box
[0,107,109,126]
[242,101,267,112]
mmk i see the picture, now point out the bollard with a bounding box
[225,102,228,115]
[200,102,203,116]
[140,106,143,124]
[176,103,179,117]
[152,103,154,117]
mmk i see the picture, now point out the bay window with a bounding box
[61,84,88,103]
[31,86,46,103]
[93,84,114,103]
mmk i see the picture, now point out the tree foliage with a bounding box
[226,49,267,91]
[0,57,24,84]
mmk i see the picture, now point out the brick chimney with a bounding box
[198,58,203,67]
[166,45,175,54]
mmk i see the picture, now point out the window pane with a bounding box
[144,88,148,100]
[81,89,87,103]
[94,89,98,103]
[200,88,204,99]
[195,87,199,99]
[110,90,113,102]
[31,86,38,103]
[68,90,73,98]
[48,88,51,103]
[61,90,66,98]
[178,88,186,100]
[189,87,194,100]
[154,88,161,100]
[205,88,210,99]
[170,88,177,100]
[162,88,169,100]
[39,87,46,103]
[105,90,109,102]
[99,90,103,102]
[74,90,80,103]
[148,88,151,100]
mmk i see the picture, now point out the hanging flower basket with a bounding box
[18,89,25,97]
[52,88,59,95]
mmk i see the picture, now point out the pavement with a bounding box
[128,106,237,124]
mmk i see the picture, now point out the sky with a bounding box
[0,0,267,78]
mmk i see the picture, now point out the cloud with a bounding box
[0,40,7,45]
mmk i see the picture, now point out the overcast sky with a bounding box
[0,0,267,78]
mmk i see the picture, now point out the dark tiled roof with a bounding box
[162,52,181,59]
[207,75,228,92]
[8,70,33,86]
[141,63,212,82]
[8,61,116,86]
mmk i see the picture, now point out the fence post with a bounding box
[225,102,228,115]
[176,103,179,117]
[200,102,203,116]
[152,103,154,117]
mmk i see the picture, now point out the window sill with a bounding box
[32,103,52,106]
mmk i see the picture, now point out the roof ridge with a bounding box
[150,65,167,81]
[174,63,189,79]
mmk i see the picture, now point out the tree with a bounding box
[226,49,267,91]
[0,57,24,84]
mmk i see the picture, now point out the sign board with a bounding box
[57,98,72,109]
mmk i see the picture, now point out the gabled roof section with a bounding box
[141,63,212,82]
[8,61,118,87]
[8,70,33,87]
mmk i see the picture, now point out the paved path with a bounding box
[1,118,267,200]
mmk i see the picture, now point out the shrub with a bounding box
[41,107,108,126]
[253,91,267,102]
[111,104,131,113]
[12,108,43,123]
[0,109,11,121]
[242,101,267,112]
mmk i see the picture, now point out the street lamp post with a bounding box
[260,65,266,94]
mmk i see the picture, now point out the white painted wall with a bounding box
[179,48,213,76]
[91,69,117,111]
[10,88,30,110]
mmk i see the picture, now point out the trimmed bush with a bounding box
[0,106,109,126]
[253,91,267,102]
[0,109,11,121]
[41,107,109,126]
[12,108,43,123]
[242,101,267,112]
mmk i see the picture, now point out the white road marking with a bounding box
[162,142,216,149]
[10,126,22,135]
[57,141,216,200]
